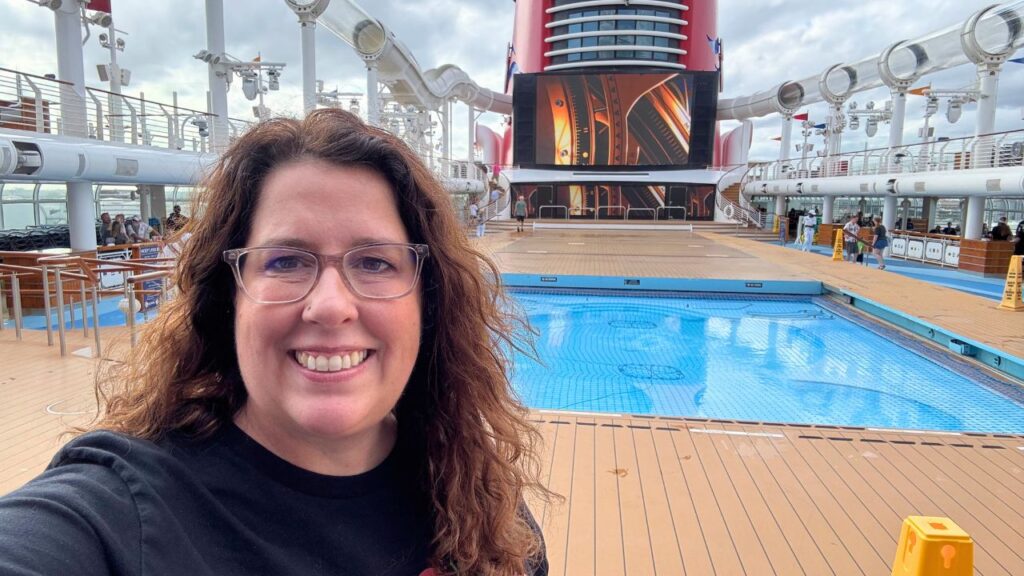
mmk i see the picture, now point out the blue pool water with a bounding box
[508,291,1024,433]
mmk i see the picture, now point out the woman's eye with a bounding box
[356,257,393,272]
[265,256,305,271]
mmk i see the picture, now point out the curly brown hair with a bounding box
[94,109,552,574]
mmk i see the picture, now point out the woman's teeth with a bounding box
[295,350,369,372]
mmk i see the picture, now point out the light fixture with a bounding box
[267,68,280,91]
[241,71,259,100]
[849,116,860,130]
[116,38,125,51]
[946,97,963,123]
[86,11,112,28]
[191,117,209,138]
[925,96,939,116]
[865,118,878,137]
[98,32,109,45]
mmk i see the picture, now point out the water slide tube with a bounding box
[718,1,1024,120]
[0,130,215,184]
[317,0,512,114]
[742,166,1024,198]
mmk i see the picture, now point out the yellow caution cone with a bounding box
[998,255,1023,311]
[890,516,973,576]
[832,229,844,261]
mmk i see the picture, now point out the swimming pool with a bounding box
[507,290,1024,434]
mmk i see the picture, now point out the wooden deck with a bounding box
[3,225,1024,575]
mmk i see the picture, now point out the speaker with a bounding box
[512,74,537,165]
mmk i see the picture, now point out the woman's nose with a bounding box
[301,266,359,326]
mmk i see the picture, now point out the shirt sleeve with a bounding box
[0,463,142,576]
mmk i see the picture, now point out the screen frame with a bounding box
[513,69,718,171]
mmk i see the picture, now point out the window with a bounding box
[1,182,34,201]
[37,184,65,201]
[37,203,67,225]
[2,203,35,229]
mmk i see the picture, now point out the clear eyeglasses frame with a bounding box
[222,243,430,304]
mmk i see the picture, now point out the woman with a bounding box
[870,215,889,270]
[0,109,551,575]
[110,219,129,245]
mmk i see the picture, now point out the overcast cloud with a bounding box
[2,0,1021,161]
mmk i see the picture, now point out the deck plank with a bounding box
[630,423,685,575]
[612,422,655,574]
[563,418,596,576]
[592,422,625,575]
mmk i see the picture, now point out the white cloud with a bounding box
[1,0,1020,163]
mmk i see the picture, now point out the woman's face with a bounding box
[233,159,422,464]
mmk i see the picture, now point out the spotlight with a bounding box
[849,116,860,130]
[925,96,939,117]
[191,117,209,138]
[267,69,280,91]
[946,97,963,123]
[865,118,878,137]
[241,72,259,100]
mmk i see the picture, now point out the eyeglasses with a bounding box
[222,243,429,304]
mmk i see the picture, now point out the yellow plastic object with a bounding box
[772,216,779,234]
[891,516,973,576]
[832,229,844,261]
[998,255,1023,311]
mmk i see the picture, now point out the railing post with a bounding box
[41,265,53,346]
[124,276,136,348]
[79,281,88,337]
[0,274,5,332]
[55,269,67,357]
[12,274,23,341]
[91,284,101,357]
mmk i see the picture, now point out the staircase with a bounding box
[721,183,742,206]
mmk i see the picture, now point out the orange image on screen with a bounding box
[534,73,692,167]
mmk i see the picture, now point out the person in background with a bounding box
[1014,219,1024,256]
[98,212,113,244]
[167,205,189,232]
[0,109,550,576]
[469,197,484,238]
[942,222,957,235]
[870,215,889,270]
[109,220,129,245]
[801,210,817,252]
[904,219,915,231]
[514,195,528,233]
[842,214,861,263]
[991,216,1012,241]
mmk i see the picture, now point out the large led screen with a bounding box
[514,71,717,168]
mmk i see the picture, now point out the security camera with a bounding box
[87,11,113,28]
[191,118,209,138]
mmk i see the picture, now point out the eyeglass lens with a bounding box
[237,245,421,302]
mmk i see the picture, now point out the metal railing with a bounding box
[0,67,252,151]
[656,206,687,221]
[538,205,569,219]
[0,251,173,357]
[747,128,1024,182]
[625,207,655,220]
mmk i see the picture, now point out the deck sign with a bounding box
[97,249,131,290]
[998,255,1023,311]
[138,244,161,310]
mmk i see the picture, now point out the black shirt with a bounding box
[0,426,441,575]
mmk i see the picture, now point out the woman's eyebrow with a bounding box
[256,236,407,249]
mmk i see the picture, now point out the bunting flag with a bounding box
[504,44,518,93]
[90,0,112,13]
[706,35,722,56]
[1009,56,1024,65]
[771,136,782,141]
[813,123,826,129]
[792,112,809,121]
[253,55,262,63]
[908,85,931,96]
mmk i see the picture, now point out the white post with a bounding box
[54,1,95,251]
[205,0,230,150]
[366,60,378,125]
[107,21,124,142]
[466,104,475,163]
[822,196,835,225]
[54,0,88,138]
[775,195,786,218]
[67,182,97,251]
[888,88,906,149]
[964,196,986,240]
[139,185,151,224]
[300,18,317,114]
[779,115,793,166]
[882,195,897,235]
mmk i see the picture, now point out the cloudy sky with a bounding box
[2,0,1021,161]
